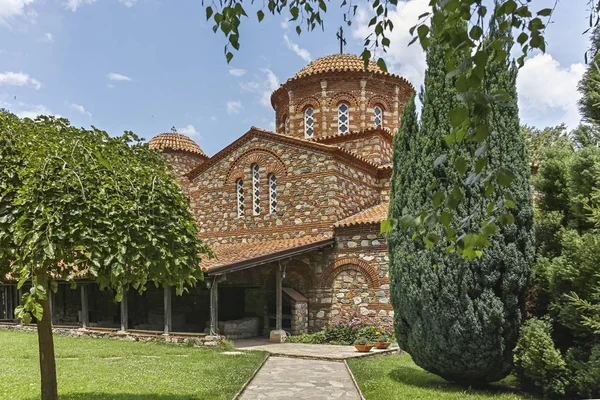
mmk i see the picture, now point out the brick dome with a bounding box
[295,54,382,78]
[148,133,206,157]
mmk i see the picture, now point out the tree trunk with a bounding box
[36,276,58,400]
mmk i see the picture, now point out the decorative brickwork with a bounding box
[320,257,380,290]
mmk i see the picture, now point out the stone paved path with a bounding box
[238,356,361,400]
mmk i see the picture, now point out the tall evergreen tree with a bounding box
[388,15,534,384]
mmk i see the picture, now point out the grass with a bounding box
[0,330,267,400]
[347,353,536,400]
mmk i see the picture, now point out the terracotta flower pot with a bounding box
[354,344,373,353]
[374,342,391,349]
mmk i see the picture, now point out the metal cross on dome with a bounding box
[337,26,347,54]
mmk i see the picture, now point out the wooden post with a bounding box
[209,278,219,336]
[80,284,89,329]
[120,286,128,332]
[163,286,172,335]
[275,265,282,331]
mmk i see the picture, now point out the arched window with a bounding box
[252,163,260,215]
[304,107,314,138]
[284,116,290,135]
[338,103,349,134]
[236,179,244,218]
[374,106,383,128]
[269,174,277,213]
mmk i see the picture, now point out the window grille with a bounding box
[252,164,260,215]
[338,103,349,134]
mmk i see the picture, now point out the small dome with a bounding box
[295,54,382,79]
[148,133,206,157]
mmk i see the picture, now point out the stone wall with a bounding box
[317,130,393,165]
[290,302,308,335]
[186,135,384,245]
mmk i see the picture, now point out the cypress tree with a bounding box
[388,15,534,384]
[578,25,600,126]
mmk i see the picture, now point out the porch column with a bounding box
[80,283,89,329]
[120,286,128,332]
[209,278,219,336]
[270,263,286,342]
[163,286,172,335]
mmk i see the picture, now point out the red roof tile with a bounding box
[334,202,389,228]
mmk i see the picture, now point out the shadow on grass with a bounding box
[388,366,526,397]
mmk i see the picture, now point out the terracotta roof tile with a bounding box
[148,133,207,157]
[201,237,333,273]
[295,54,382,78]
[334,202,389,228]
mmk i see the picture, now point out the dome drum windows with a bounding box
[304,107,315,138]
[338,103,349,134]
[374,106,383,128]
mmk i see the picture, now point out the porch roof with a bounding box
[201,237,335,275]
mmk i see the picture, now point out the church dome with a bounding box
[294,54,383,79]
[148,133,206,157]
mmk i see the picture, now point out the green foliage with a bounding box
[520,124,569,166]
[0,112,211,320]
[565,345,600,398]
[513,318,569,399]
[286,331,326,344]
[570,124,600,149]
[353,337,371,346]
[578,25,600,126]
[389,16,533,385]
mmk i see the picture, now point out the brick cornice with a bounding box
[312,127,393,146]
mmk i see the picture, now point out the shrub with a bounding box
[513,318,569,399]
[356,325,387,343]
[566,344,600,399]
[354,337,371,346]
[286,332,326,344]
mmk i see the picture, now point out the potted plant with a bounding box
[353,337,373,353]
[373,331,391,349]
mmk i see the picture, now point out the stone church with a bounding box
[0,53,415,340]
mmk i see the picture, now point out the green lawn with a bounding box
[347,353,536,400]
[0,330,267,400]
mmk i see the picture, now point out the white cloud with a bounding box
[119,0,137,7]
[65,0,96,12]
[210,115,217,121]
[178,124,198,136]
[517,53,585,129]
[0,0,35,27]
[240,68,279,108]
[43,32,53,42]
[353,0,429,89]
[0,71,41,89]
[227,100,243,115]
[229,68,247,77]
[16,104,54,119]
[107,72,132,82]
[70,103,91,117]
[283,34,311,63]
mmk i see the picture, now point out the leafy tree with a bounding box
[520,124,569,166]
[0,112,211,400]
[570,124,600,149]
[579,25,600,127]
[389,16,533,384]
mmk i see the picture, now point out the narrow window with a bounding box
[269,174,277,214]
[374,106,383,128]
[338,103,349,134]
[252,164,260,215]
[236,179,244,218]
[304,107,314,138]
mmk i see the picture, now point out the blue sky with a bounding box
[0,0,589,156]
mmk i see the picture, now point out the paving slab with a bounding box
[238,356,360,400]
[235,338,399,360]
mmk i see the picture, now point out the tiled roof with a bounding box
[295,54,382,78]
[201,237,334,274]
[148,133,207,157]
[334,202,389,228]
